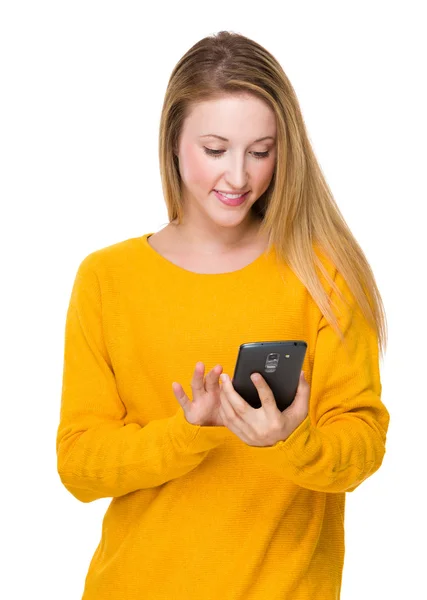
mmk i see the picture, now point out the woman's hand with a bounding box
[172,362,225,427]
[218,371,310,447]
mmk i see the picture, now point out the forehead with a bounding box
[182,94,276,139]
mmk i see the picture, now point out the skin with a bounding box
[170,94,311,445]
[218,372,310,447]
[171,93,277,254]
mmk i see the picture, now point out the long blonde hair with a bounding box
[158,31,387,357]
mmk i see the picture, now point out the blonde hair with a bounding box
[158,30,387,357]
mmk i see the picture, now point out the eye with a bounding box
[203,147,270,160]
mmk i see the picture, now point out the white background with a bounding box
[1,1,425,598]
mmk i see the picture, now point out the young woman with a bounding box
[56,30,390,599]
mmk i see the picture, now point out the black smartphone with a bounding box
[231,340,307,411]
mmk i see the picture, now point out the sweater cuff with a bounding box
[168,407,230,452]
[273,415,312,464]
[248,415,313,475]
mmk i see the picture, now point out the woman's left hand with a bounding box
[219,371,310,447]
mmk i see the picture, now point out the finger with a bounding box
[293,371,308,400]
[190,361,206,398]
[219,387,250,441]
[205,364,223,393]
[250,373,278,414]
[171,381,192,413]
[290,371,310,417]
[219,385,238,421]
[220,374,247,416]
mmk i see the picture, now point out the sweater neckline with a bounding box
[140,232,273,277]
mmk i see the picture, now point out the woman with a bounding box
[56,30,390,599]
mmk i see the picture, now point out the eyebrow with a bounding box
[199,134,276,143]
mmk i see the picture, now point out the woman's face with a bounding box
[175,93,277,228]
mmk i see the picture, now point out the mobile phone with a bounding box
[231,340,307,411]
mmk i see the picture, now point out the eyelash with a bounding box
[203,147,270,160]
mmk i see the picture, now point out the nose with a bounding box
[224,155,249,191]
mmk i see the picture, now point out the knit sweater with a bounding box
[56,232,390,599]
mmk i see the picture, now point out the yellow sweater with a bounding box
[56,232,390,599]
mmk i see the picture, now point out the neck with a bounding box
[170,217,263,255]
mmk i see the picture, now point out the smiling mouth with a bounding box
[214,190,250,197]
[214,190,249,205]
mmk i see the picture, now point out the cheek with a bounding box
[248,161,275,200]
[179,145,215,188]
[256,160,276,187]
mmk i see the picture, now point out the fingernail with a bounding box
[220,374,228,383]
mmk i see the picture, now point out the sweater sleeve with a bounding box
[247,267,390,494]
[56,256,229,503]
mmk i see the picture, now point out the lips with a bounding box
[214,190,249,206]
[214,190,249,196]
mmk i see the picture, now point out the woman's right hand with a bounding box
[172,362,225,427]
